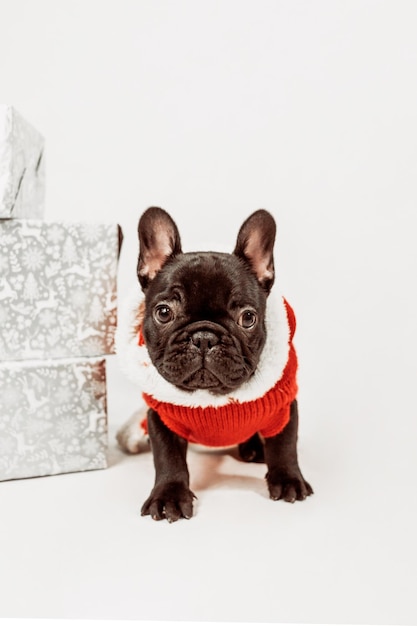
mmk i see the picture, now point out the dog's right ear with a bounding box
[137,207,182,290]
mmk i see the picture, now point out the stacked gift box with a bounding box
[0,105,122,481]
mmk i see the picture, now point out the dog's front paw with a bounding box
[141,482,196,523]
[266,468,313,503]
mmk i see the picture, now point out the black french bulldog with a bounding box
[118,207,312,522]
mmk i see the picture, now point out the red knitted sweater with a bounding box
[139,300,298,447]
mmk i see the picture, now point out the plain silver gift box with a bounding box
[0,220,122,481]
[0,104,45,219]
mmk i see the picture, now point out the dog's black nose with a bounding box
[191,330,219,352]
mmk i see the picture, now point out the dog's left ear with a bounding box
[233,209,276,293]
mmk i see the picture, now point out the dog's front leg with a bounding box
[141,408,196,522]
[264,399,313,503]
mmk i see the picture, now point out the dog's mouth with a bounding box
[177,367,248,395]
[182,369,221,390]
[159,356,253,395]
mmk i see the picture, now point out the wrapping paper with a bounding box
[0,219,121,360]
[0,105,45,219]
[0,356,108,481]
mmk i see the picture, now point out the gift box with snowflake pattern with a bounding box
[0,105,45,219]
[0,356,108,481]
[0,219,122,360]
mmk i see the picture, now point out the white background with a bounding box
[1,0,417,624]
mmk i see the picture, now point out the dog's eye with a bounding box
[238,310,257,329]
[154,305,174,324]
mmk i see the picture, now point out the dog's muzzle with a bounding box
[158,321,252,394]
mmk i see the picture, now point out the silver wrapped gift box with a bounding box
[0,356,108,481]
[0,219,122,360]
[0,105,45,219]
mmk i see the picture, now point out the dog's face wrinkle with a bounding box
[156,335,252,388]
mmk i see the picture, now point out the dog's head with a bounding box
[137,207,276,395]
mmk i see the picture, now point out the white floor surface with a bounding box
[1,352,416,624]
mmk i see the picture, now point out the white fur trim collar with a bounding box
[115,285,291,409]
